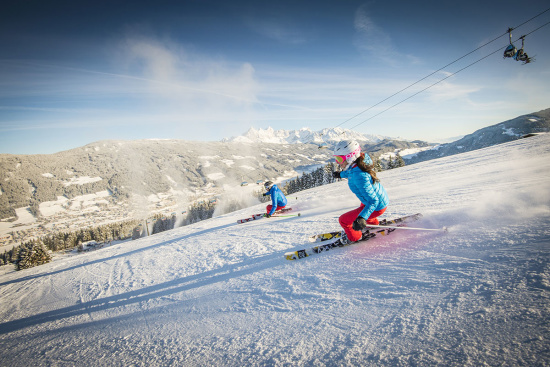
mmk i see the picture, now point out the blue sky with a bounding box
[1,0,549,154]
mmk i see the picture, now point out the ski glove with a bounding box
[352,216,367,231]
[332,171,341,179]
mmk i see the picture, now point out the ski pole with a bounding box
[367,224,447,232]
[269,213,301,218]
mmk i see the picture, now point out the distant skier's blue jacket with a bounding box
[340,163,389,219]
[266,185,288,215]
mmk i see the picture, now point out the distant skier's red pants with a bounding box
[266,205,285,215]
[339,205,387,242]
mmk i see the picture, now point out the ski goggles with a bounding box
[334,155,347,164]
[333,146,361,164]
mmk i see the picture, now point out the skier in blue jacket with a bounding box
[332,140,389,243]
[263,181,288,217]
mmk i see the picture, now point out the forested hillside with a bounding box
[0,140,331,219]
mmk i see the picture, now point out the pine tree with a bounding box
[132,225,143,240]
[395,153,406,168]
[16,239,52,270]
[374,158,383,172]
[283,162,344,195]
[10,246,19,263]
[387,156,394,170]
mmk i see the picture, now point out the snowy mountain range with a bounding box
[0,127,423,224]
[223,107,550,165]
[223,126,391,145]
[405,108,550,164]
[223,126,433,166]
[0,140,333,224]
[1,133,548,366]
[1,108,548,240]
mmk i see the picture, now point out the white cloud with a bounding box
[352,4,423,67]
[121,36,261,106]
[244,11,308,46]
[353,5,399,63]
[248,20,307,45]
[425,80,480,102]
[0,42,263,137]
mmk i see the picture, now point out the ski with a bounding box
[287,213,423,260]
[249,207,293,218]
[237,208,294,224]
[308,213,422,242]
[237,214,264,224]
[286,230,377,261]
[308,231,342,243]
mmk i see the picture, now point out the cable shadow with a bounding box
[0,249,284,335]
[0,222,235,287]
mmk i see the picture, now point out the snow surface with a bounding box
[0,207,37,235]
[38,191,112,217]
[207,172,226,180]
[62,176,103,186]
[1,135,549,366]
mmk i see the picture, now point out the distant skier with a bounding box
[513,35,533,64]
[504,28,533,65]
[332,140,389,243]
[263,181,288,218]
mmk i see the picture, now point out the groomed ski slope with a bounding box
[1,134,549,366]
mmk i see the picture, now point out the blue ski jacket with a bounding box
[266,185,288,215]
[340,163,389,219]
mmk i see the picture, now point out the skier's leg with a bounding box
[366,207,387,225]
[339,204,365,242]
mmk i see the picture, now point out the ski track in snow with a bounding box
[0,135,549,366]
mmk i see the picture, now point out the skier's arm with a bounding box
[269,191,278,216]
[356,174,379,219]
[340,169,350,179]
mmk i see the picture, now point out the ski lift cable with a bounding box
[348,20,550,131]
[520,18,550,37]
[335,32,507,128]
[334,7,550,131]
[294,7,549,148]
[512,7,550,30]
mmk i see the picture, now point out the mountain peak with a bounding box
[223,127,389,145]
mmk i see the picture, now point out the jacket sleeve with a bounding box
[269,190,279,215]
[269,188,278,215]
[345,169,379,219]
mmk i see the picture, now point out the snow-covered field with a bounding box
[0,135,549,366]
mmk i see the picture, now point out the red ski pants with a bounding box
[339,205,387,242]
[266,204,285,214]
